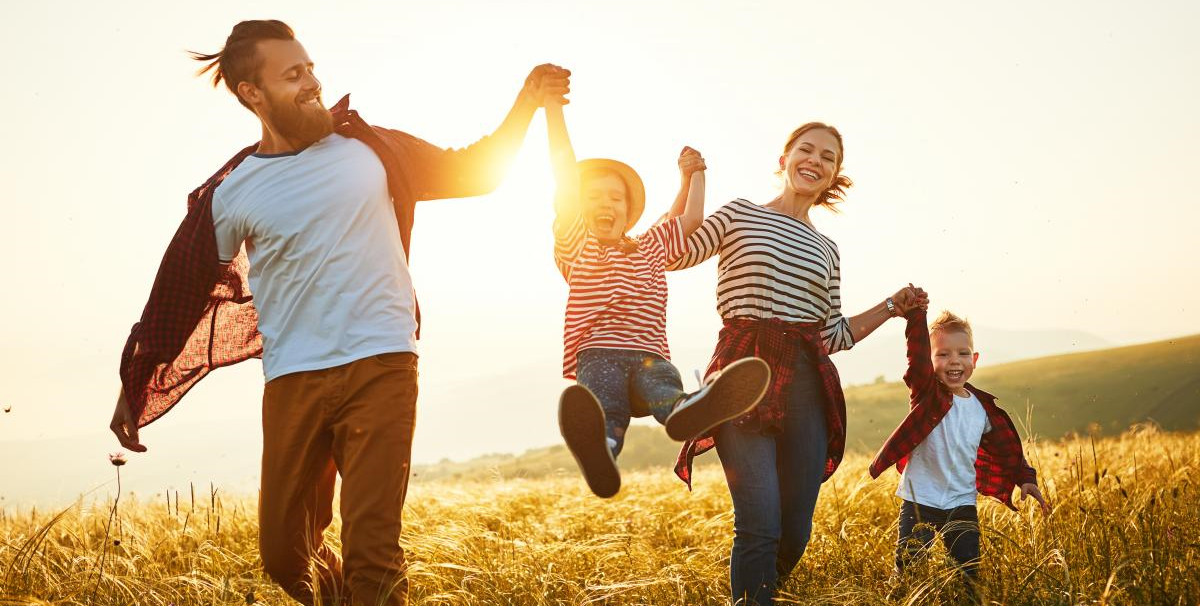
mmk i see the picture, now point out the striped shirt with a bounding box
[554,213,687,378]
[669,198,855,355]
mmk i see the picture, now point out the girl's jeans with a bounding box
[576,347,685,456]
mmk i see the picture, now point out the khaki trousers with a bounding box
[259,352,418,606]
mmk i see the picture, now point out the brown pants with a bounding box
[259,352,418,606]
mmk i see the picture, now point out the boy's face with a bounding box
[931,329,979,393]
[582,173,629,244]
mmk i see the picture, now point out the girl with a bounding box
[545,101,769,499]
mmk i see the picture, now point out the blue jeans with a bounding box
[576,348,685,456]
[896,500,981,581]
[715,346,828,606]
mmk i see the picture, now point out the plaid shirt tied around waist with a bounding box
[674,317,847,488]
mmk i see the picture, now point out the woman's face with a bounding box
[780,128,841,198]
[582,173,629,244]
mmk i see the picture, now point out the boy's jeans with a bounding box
[714,345,827,606]
[896,500,981,579]
[576,347,685,456]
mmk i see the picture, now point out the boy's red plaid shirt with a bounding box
[869,309,1038,510]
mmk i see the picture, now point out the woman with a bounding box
[668,123,924,605]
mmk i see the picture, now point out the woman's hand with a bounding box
[890,283,929,316]
[677,146,706,178]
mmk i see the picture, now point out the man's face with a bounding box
[931,329,979,394]
[242,38,333,147]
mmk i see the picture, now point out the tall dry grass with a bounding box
[2,424,1197,605]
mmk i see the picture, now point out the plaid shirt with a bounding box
[120,95,520,427]
[868,309,1038,510]
[675,317,847,489]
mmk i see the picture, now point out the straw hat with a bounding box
[576,158,646,229]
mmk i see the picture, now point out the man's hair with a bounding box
[929,310,974,349]
[190,20,296,110]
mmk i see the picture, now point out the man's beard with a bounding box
[265,91,334,148]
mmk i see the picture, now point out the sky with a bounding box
[1,0,1198,506]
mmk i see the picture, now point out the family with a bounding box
[108,20,1051,606]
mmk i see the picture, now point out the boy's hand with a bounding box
[891,284,930,316]
[1019,482,1051,514]
[523,64,571,107]
[678,146,706,177]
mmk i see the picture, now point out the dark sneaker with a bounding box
[559,384,621,498]
[664,357,771,441]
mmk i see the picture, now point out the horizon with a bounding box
[2,0,1199,508]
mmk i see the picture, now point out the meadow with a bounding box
[2,424,1198,605]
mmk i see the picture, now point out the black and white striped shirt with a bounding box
[669,198,856,354]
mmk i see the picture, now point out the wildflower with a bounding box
[109,452,128,466]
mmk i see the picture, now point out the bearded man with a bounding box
[107,20,568,605]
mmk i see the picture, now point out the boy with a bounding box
[869,302,1051,581]
[545,102,769,499]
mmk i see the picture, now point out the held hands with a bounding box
[890,283,930,316]
[523,64,571,107]
[678,146,706,178]
[1020,482,1052,514]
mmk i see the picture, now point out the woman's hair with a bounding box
[779,122,854,211]
[190,20,296,110]
[580,167,638,252]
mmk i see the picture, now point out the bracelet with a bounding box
[885,297,897,316]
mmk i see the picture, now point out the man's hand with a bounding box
[1020,482,1051,514]
[678,146,706,178]
[523,64,571,107]
[109,389,147,453]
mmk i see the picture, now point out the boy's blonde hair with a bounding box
[929,310,974,349]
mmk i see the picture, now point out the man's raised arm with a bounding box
[402,63,570,201]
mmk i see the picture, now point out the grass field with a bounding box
[2,424,1198,605]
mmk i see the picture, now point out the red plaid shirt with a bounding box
[675,318,847,488]
[868,309,1038,510]
[120,95,520,427]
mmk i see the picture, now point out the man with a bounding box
[108,19,568,605]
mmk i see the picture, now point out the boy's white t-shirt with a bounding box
[896,391,992,510]
[212,133,417,381]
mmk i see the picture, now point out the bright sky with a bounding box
[2,1,1198,503]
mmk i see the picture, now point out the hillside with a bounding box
[413,333,1200,482]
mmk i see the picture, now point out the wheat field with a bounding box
[2,425,1197,605]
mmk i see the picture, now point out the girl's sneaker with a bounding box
[558,384,621,498]
[664,357,771,441]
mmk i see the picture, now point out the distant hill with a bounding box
[412,333,1200,483]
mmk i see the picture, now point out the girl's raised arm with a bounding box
[545,103,580,221]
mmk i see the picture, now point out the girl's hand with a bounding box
[1020,482,1052,514]
[523,63,571,107]
[678,146,706,177]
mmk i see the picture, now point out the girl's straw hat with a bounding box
[577,158,646,228]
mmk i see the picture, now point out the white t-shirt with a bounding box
[212,133,417,381]
[896,391,993,510]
